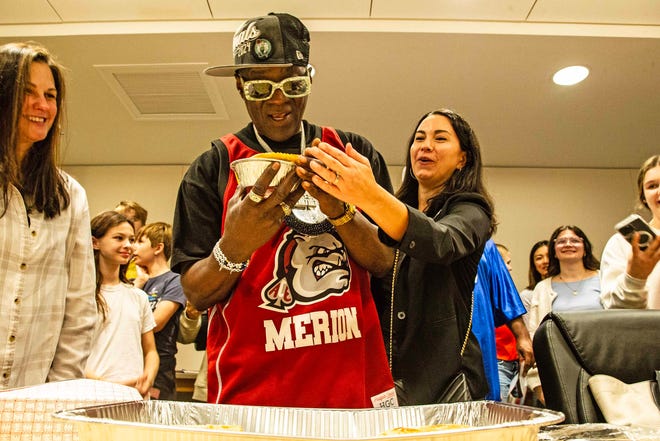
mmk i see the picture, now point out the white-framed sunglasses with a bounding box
[240,75,312,101]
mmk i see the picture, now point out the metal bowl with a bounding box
[231,157,331,235]
[230,157,297,187]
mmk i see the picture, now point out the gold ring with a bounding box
[280,202,292,216]
[333,171,340,185]
[247,189,264,203]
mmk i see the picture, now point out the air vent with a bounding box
[95,63,228,120]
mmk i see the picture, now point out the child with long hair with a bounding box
[85,210,159,398]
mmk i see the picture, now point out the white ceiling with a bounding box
[0,0,658,168]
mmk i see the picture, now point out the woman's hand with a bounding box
[299,141,378,210]
[627,233,660,280]
[299,139,409,242]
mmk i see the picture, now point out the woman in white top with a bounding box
[86,211,159,398]
[600,155,660,310]
[525,225,602,404]
[0,42,96,389]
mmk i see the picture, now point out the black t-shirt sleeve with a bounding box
[171,146,224,275]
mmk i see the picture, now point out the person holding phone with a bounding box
[601,155,660,309]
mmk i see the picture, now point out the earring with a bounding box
[408,167,417,180]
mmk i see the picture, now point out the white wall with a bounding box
[64,164,644,371]
[64,165,188,225]
[484,167,639,289]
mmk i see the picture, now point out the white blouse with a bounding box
[0,173,97,388]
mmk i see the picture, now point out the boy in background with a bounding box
[133,222,186,400]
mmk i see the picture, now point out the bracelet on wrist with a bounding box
[328,203,356,227]
[212,241,249,273]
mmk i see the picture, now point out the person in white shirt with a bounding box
[86,211,159,398]
[177,301,208,402]
[601,155,660,309]
[0,42,96,389]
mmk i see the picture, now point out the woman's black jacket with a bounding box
[374,192,492,405]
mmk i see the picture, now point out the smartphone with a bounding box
[615,214,657,250]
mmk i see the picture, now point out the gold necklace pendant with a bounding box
[559,275,584,296]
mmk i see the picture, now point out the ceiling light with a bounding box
[553,66,589,86]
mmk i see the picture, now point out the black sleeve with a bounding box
[171,144,226,275]
[194,312,208,351]
[339,130,393,193]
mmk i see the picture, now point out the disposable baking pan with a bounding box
[0,379,141,440]
[54,400,564,441]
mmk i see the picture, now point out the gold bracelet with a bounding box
[328,203,356,227]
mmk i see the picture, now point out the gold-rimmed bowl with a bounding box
[230,157,298,188]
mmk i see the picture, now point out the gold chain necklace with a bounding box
[558,274,586,296]
[388,249,400,370]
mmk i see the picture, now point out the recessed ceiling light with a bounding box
[553,65,589,86]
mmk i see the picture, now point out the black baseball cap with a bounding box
[204,13,310,77]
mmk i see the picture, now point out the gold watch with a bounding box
[328,203,356,227]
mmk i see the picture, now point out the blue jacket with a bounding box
[473,239,527,400]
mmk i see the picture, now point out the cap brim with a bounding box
[204,63,294,77]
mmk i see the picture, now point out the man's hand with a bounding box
[517,336,535,375]
[220,161,305,263]
[295,138,345,218]
[508,317,535,374]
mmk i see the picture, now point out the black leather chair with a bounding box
[533,309,660,424]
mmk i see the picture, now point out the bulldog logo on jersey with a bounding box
[261,230,351,312]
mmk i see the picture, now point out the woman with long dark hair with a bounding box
[300,108,496,404]
[0,42,96,389]
[525,225,602,404]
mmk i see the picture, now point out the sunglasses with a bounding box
[240,76,312,101]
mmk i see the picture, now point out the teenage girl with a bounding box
[85,210,159,398]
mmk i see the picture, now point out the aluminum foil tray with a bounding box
[54,400,564,441]
[0,379,142,440]
[538,423,660,441]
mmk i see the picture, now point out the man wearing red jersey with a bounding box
[172,13,396,408]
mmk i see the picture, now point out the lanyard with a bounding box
[253,123,306,153]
